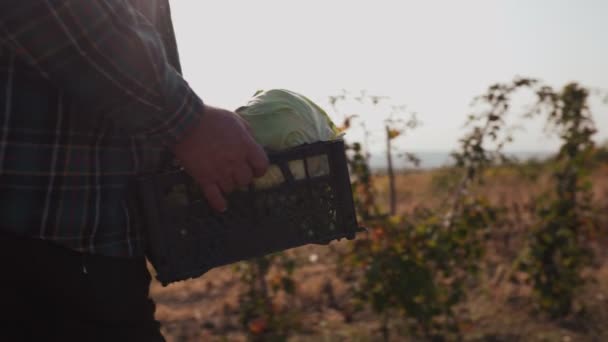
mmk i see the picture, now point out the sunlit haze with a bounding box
[170,0,607,160]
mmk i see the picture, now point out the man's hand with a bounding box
[172,105,269,212]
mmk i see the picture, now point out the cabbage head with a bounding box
[236,89,342,189]
[236,89,341,150]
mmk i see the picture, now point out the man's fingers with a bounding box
[247,140,269,178]
[233,166,254,188]
[217,177,236,195]
[203,184,227,212]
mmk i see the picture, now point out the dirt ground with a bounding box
[150,166,608,342]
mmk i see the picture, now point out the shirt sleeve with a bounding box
[0,0,203,145]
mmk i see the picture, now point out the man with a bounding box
[0,1,268,340]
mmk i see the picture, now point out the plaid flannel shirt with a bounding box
[0,0,204,256]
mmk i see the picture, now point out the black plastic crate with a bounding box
[133,140,360,285]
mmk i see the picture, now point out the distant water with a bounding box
[368,151,554,170]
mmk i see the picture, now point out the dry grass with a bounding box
[150,165,608,342]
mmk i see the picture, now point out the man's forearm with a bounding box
[0,0,203,144]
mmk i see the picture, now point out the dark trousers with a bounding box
[0,231,165,342]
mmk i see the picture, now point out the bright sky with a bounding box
[170,0,608,153]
